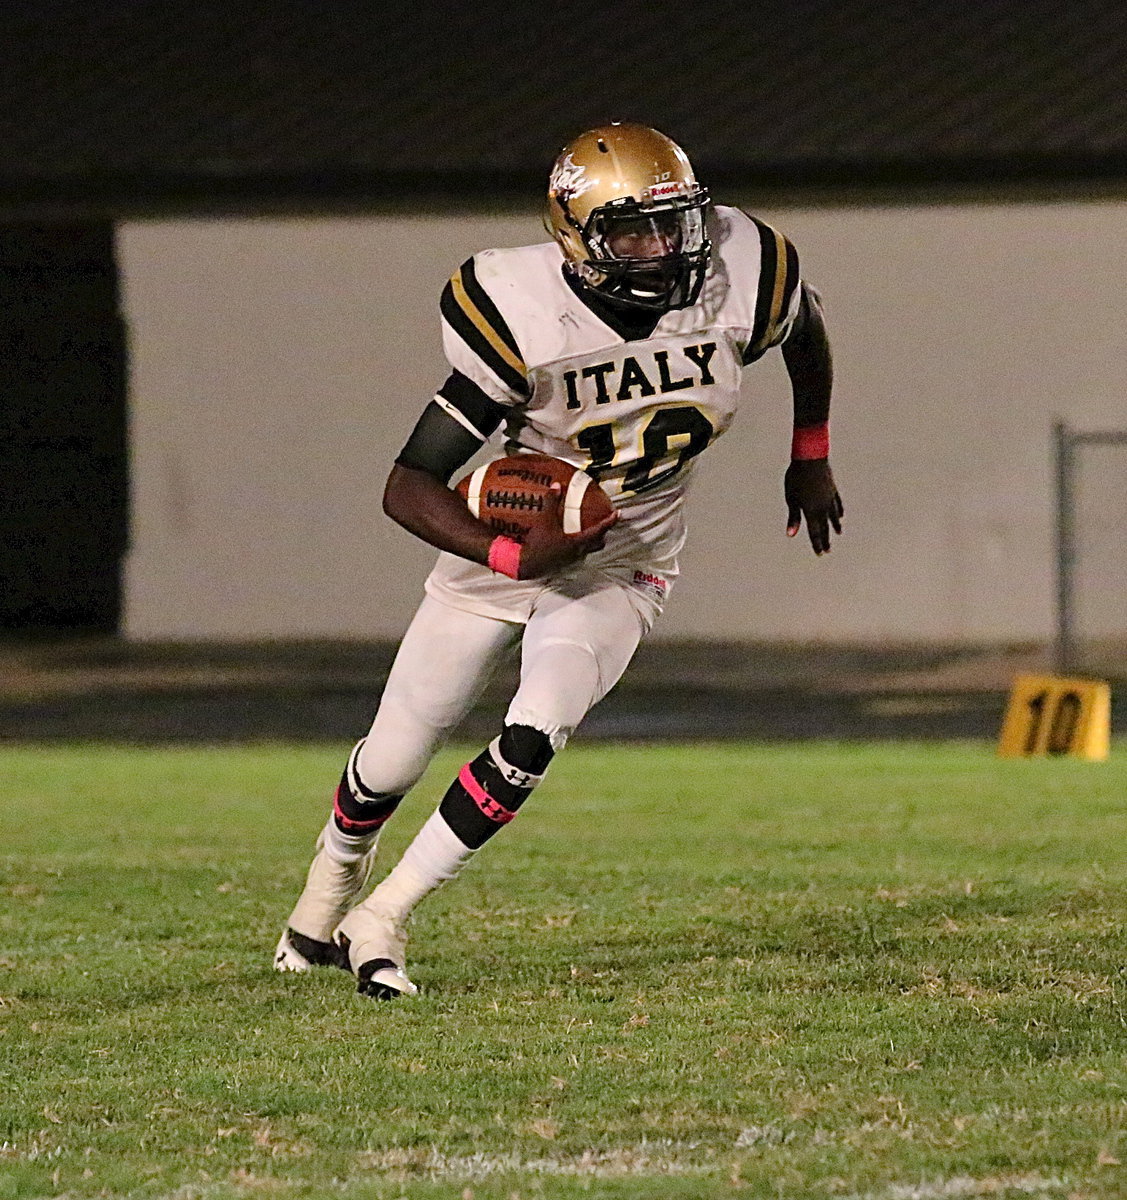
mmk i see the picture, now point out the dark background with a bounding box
[3,0,1127,218]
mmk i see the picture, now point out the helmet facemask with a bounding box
[574,192,710,311]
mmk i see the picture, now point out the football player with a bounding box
[274,122,843,998]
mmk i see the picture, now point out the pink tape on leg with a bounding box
[458,763,515,824]
[332,783,396,833]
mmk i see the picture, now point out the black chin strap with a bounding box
[561,267,663,341]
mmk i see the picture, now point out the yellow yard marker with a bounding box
[998,673,1110,760]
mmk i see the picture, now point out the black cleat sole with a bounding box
[285,928,349,971]
[356,956,408,1000]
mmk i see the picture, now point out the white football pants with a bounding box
[354,582,649,796]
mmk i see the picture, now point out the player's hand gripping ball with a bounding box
[455,453,613,542]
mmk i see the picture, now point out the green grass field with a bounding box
[1,741,1124,1200]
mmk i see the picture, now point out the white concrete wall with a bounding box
[118,201,1127,643]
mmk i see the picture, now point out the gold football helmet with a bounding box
[545,122,711,312]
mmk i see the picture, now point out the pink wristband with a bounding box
[487,535,522,579]
[791,421,830,460]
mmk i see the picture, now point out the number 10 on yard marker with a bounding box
[997,673,1111,760]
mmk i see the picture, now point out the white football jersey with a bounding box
[426,205,802,619]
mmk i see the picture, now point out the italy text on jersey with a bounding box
[439,207,801,503]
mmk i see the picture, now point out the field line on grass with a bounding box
[357,1139,712,1179]
[355,1146,1073,1197]
[148,1167,1076,1200]
[854,1174,1071,1200]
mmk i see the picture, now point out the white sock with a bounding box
[364,810,472,919]
[320,816,380,865]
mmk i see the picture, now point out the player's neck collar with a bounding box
[561,268,664,342]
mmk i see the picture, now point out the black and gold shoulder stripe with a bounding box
[440,258,530,397]
[744,218,800,364]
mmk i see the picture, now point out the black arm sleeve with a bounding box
[394,373,507,483]
[781,283,832,428]
[395,403,486,483]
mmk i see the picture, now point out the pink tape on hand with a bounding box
[487,535,522,579]
[791,421,830,460]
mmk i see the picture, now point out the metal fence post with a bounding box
[1053,419,1076,675]
[1052,422,1127,676]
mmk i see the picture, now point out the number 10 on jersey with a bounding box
[997,673,1111,760]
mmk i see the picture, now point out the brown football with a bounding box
[455,453,613,542]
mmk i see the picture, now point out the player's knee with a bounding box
[353,731,429,800]
[332,740,404,835]
[506,640,604,747]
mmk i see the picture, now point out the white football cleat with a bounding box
[334,902,418,1000]
[273,832,376,973]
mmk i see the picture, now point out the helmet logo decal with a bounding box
[549,152,594,201]
[646,181,688,200]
